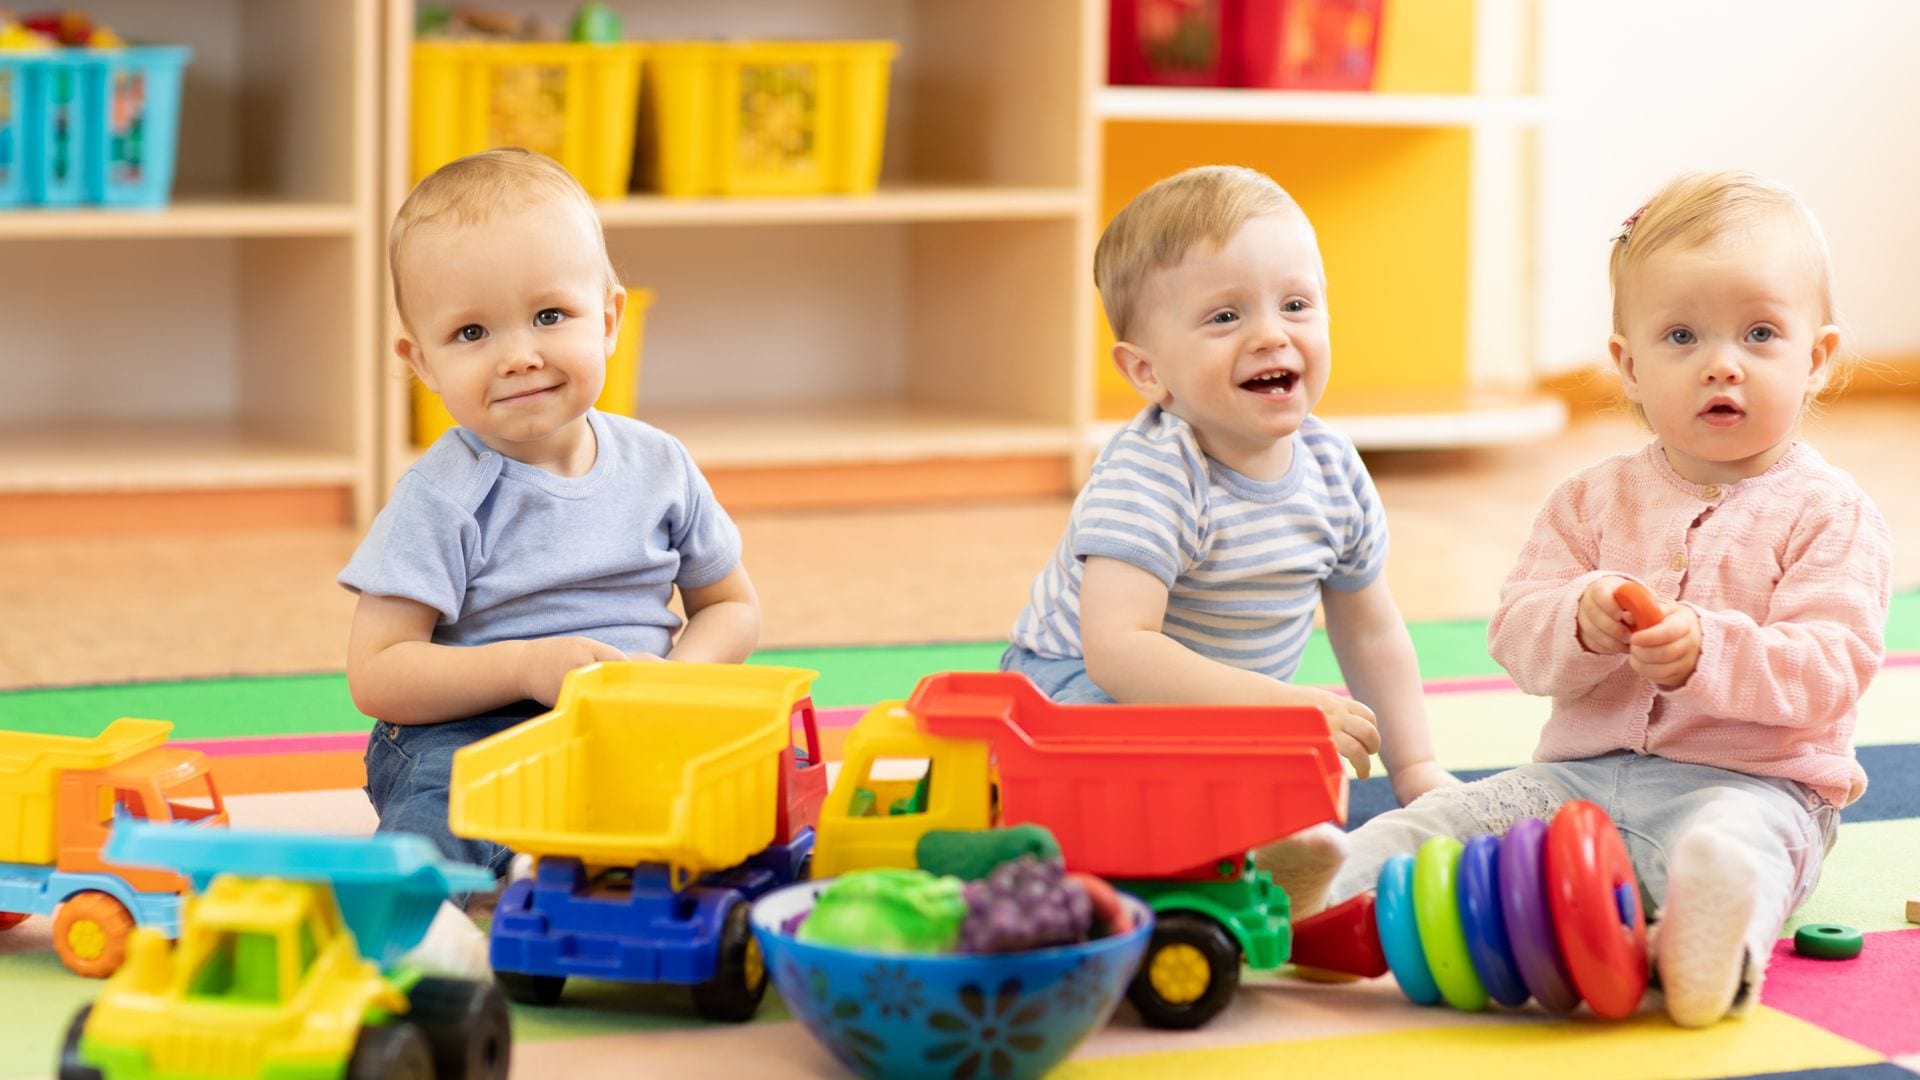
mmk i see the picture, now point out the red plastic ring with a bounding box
[1546,800,1648,1019]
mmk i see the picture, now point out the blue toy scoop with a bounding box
[105,821,494,969]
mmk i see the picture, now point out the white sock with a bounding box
[509,852,536,882]
[403,899,493,980]
[1656,827,1760,1027]
[1254,822,1350,920]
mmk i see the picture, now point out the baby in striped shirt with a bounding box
[1299,171,1892,1027]
[1002,164,1457,810]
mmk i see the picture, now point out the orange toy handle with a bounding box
[1612,581,1664,631]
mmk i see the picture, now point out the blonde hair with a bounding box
[389,147,617,325]
[1609,170,1848,419]
[1095,165,1304,342]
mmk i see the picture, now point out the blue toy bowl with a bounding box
[752,879,1153,1080]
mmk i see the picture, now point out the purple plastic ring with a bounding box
[1497,817,1581,1014]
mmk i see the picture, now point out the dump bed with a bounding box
[0,719,171,865]
[450,662,817,885]
[906,671,1347,878]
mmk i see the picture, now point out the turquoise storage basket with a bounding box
[0,46,191,209]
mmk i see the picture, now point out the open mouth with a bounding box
[1700,399,1744,421]
[1240,371,1298,395]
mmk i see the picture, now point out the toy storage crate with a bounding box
[0,46,191,209]
[1109,0,1382,90]
[411,42,645,200]
[411,287,652,448]
[642,40,897,197]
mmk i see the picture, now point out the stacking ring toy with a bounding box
[1375,853,1441,1005]
[1793,924,1864,960]
[1615,580,1665,631]
[1413,837,1489,1011]
[1547,800,1648,1020]
[1497,817,1582,1014]
[1459,833,1529,1007]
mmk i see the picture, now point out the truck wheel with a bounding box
[409,977,512,1080]
[496,970,566,1006]
[691,903,768,1022]
[0,911,27,931]
[345,1022,433,1080]
[53,892,135,978]
[1127,912,1242,1030]
[56,1005,103,1080]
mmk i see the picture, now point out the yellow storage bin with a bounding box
[411,41,646,199]
[411,287,651,449]
[642,40,898,196]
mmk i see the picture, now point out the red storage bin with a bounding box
[1109,0,1383,90]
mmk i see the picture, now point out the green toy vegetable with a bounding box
[798,869,966,954]
[915,824,1062,881]
[570,2,622,43]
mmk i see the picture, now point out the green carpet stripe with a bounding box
[1,591,1912,739]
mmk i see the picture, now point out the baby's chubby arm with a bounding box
[666,564,761,664]
[346,592,626,724]
[1321,575,1459,805]
[1078,555,1381,778]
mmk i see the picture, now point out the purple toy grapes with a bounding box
[955,854,1094,954]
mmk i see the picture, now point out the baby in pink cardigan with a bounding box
[1283,171,1892,1027]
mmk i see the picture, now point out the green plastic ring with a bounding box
[1793,923,1864,960]
[1412,836,1490,1011]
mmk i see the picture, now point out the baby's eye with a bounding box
[455,325,486,343]
[1208,310,1238,325]
[1282,298,1308,313]
[535,308,565,327]
[1747,326,1775,343]
[1664,328,1695,346]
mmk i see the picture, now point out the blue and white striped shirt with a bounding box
[1009,405,1388,681]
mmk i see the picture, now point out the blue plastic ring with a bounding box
[1459,833,1530,1007]
[1375,852,1442,1005]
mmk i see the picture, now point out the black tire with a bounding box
[408,977,513,1080]
[345,1022,434,1080]
[57,1005,102,1080]
[495,970,566,1007]
[690,902,768,1022]
[1126,912,1243,1030]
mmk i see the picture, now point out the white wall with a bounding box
[1535,0,1920,373]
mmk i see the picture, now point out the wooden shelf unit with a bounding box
[0,0,381,533]
[379,0,1104,509]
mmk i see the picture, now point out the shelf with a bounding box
[594,184,1085,228]
[650,405,1079,468]
[1089,388,1569,454]
[1096,88,1549,127]
[0,197,363,241]
[0,422,359,494]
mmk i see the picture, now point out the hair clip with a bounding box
[1614,201,1651,244]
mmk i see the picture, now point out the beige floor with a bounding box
[1,398,1914,690]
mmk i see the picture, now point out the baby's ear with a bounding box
[603,285,627,353]
[395,334,435,392]
[1808,323,1841,394]
[1608,333,1641,402]
[1112,342,1169,405]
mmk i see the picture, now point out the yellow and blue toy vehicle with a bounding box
[59,822,509,1080]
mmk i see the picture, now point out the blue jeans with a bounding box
[999,644,1116,705]
[362,701,546,879]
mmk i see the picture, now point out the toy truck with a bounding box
[59,821,510,1080]
[449,661,826,1021]
[813,670,1351,1029]
[0,718,228,977]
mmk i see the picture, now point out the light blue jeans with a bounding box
[362,701,546,881]
[999,645,1116,704]
[1326,751,1840,978]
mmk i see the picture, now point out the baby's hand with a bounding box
[516,636,629,706]
[1284,686,1380,780]
[1627,602,1701,690]
[1576,576,1635,654]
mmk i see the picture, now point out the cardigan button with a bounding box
[1670,551,1688,571]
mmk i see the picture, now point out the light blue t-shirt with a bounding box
[1009,405,1387,681]
[339,410,741,658]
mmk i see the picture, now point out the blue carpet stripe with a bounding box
[1347,743,1920,830]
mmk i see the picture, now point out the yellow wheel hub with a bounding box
[744,935,765,990]
[67,920,106,960]
[1148,942,1212,1006]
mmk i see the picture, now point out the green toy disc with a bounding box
[1793,923,1864,960]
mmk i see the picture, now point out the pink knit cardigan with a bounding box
[1487,441,1891,806]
